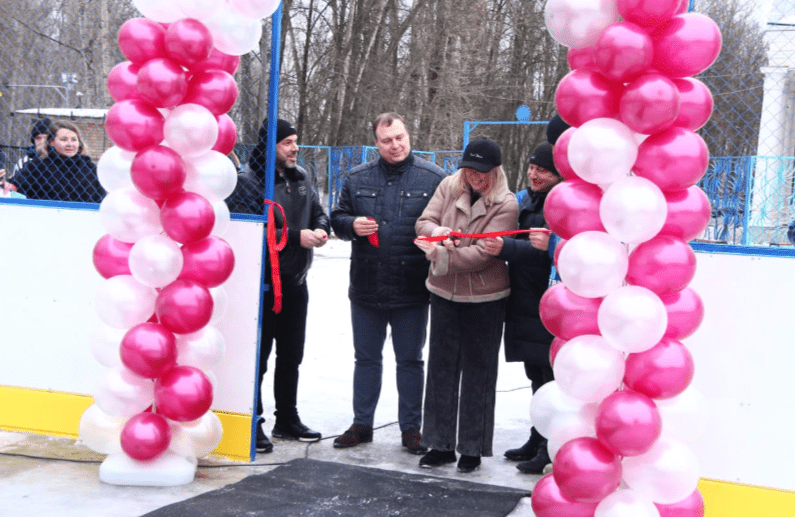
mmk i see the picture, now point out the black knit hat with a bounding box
[546,114,571,145]
[530,142,559,176]
[258,118,298,147]
[30,118,52,144]
[460,137,501,173]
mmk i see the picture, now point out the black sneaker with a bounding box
[272,419,322,442]
[457,455,481,473]
[419,449,457,468]
[256,420,273,453]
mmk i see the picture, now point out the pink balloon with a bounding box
[596,390,662,456]
[118,18,167,65]
[567,47,596,71]
[675,0,689,14]
[539,283,601,340]
[655,488,705,517]
[179,236,235,288]
[660,186,711,242]
[155,279,214,334]
[660,288,704,340]
[154,365,213,422]
[182,70,239,116]
[120,322,177,379]
[544,180,606,240]
[105,99,166,152]
[120,412,171,461]
[212,114,238,155]
[164,18,214,68]
[555,69,623,128]
[531,474,599,517]
[624,338,695,399]
[672,78,714,131]
[553,127,581,181]
[107,62,141,102]
[553,437,622,503]
[93,234,133,278]
[554,238,567,269]
[593,22,653,83]
[189,48,241,75]
[550,337,567,367]
[161,192,216,244]
[136,58,188,108]
[620,74,680,135]
[633,128,709,192]
[651,13,722,78]
[130,145,186,200]
[627,235,697,295]
[617,0,682,28]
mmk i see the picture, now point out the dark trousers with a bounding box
[422,295,506,457]
[257,282,309,424]
[350,301,428,432]
[524,362,554,394]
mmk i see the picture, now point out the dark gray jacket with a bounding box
[331,154,446,309]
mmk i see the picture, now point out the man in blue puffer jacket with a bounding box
[331,112,446,454]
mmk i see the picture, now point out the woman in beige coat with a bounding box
[414,137,518,473]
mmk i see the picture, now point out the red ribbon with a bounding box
[416,228,551,242]
[264,200,288,313]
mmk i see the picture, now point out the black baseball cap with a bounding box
[460,137,501,173]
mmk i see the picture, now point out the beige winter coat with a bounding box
[415,169,518,303]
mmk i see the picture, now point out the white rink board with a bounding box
[0,201,263,416]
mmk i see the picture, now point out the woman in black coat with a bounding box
[15,119,104,203]
[483,141,564,474]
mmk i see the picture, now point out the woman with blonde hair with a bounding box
[414,137,518,473]
[15,119,104,203]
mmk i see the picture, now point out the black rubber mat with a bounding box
[141,458,531,517]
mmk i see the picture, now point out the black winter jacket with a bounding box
[331,154,446,309]
[227,164,330,287]
[497,189,555,365]
[15,152,104,203]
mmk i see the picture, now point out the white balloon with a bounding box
[553,334,626,403]
[568,118,638,186]
[209,286,229,323]
[97,146,135,193]
[544,0,619,49]
[164,104,219,158]
[176,325,226,369]
[93,366,155,418]
[600,176,667,244]
[129,234,184,288]
[168,411,223,458]
[557,231,628,298]
[205,10,263,56]
[598,286,667,353]
[656,385,707,443]
[183,151,238,202]
[546,410,598,461]
[595,489,661,517]
[89,324,127,367]
[530,380,598,440]
[176,0,223,20]
[95,275,158,329]
[229,0,281,19]
[79,404,127,454]
[132,0,186,23]
[99,187,162,243]
[211,200,231,236]
[622,438,700,504]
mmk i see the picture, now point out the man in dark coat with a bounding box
[227,118,330,453]
[11,117,51,180]
[330,112,446,454]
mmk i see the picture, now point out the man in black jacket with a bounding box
[331,112,446,454]
[227,118,330,453]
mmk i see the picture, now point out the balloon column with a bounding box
[81,0,282,486]
[533,1,718,516]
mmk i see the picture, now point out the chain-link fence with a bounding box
[3,1,795,246]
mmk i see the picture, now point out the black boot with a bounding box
[516,439,551,474]
[504,427,543,461]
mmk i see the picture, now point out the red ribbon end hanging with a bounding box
[264,200,288,313]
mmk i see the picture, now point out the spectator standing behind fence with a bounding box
[413,137,518,473]
[227,118,330,453]
[11,118,51,181]
[330,112,446,454]
[14,120,104,203]
[2,150,25,199]
[483,140,564,475]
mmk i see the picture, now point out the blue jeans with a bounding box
[350,301,429,431]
